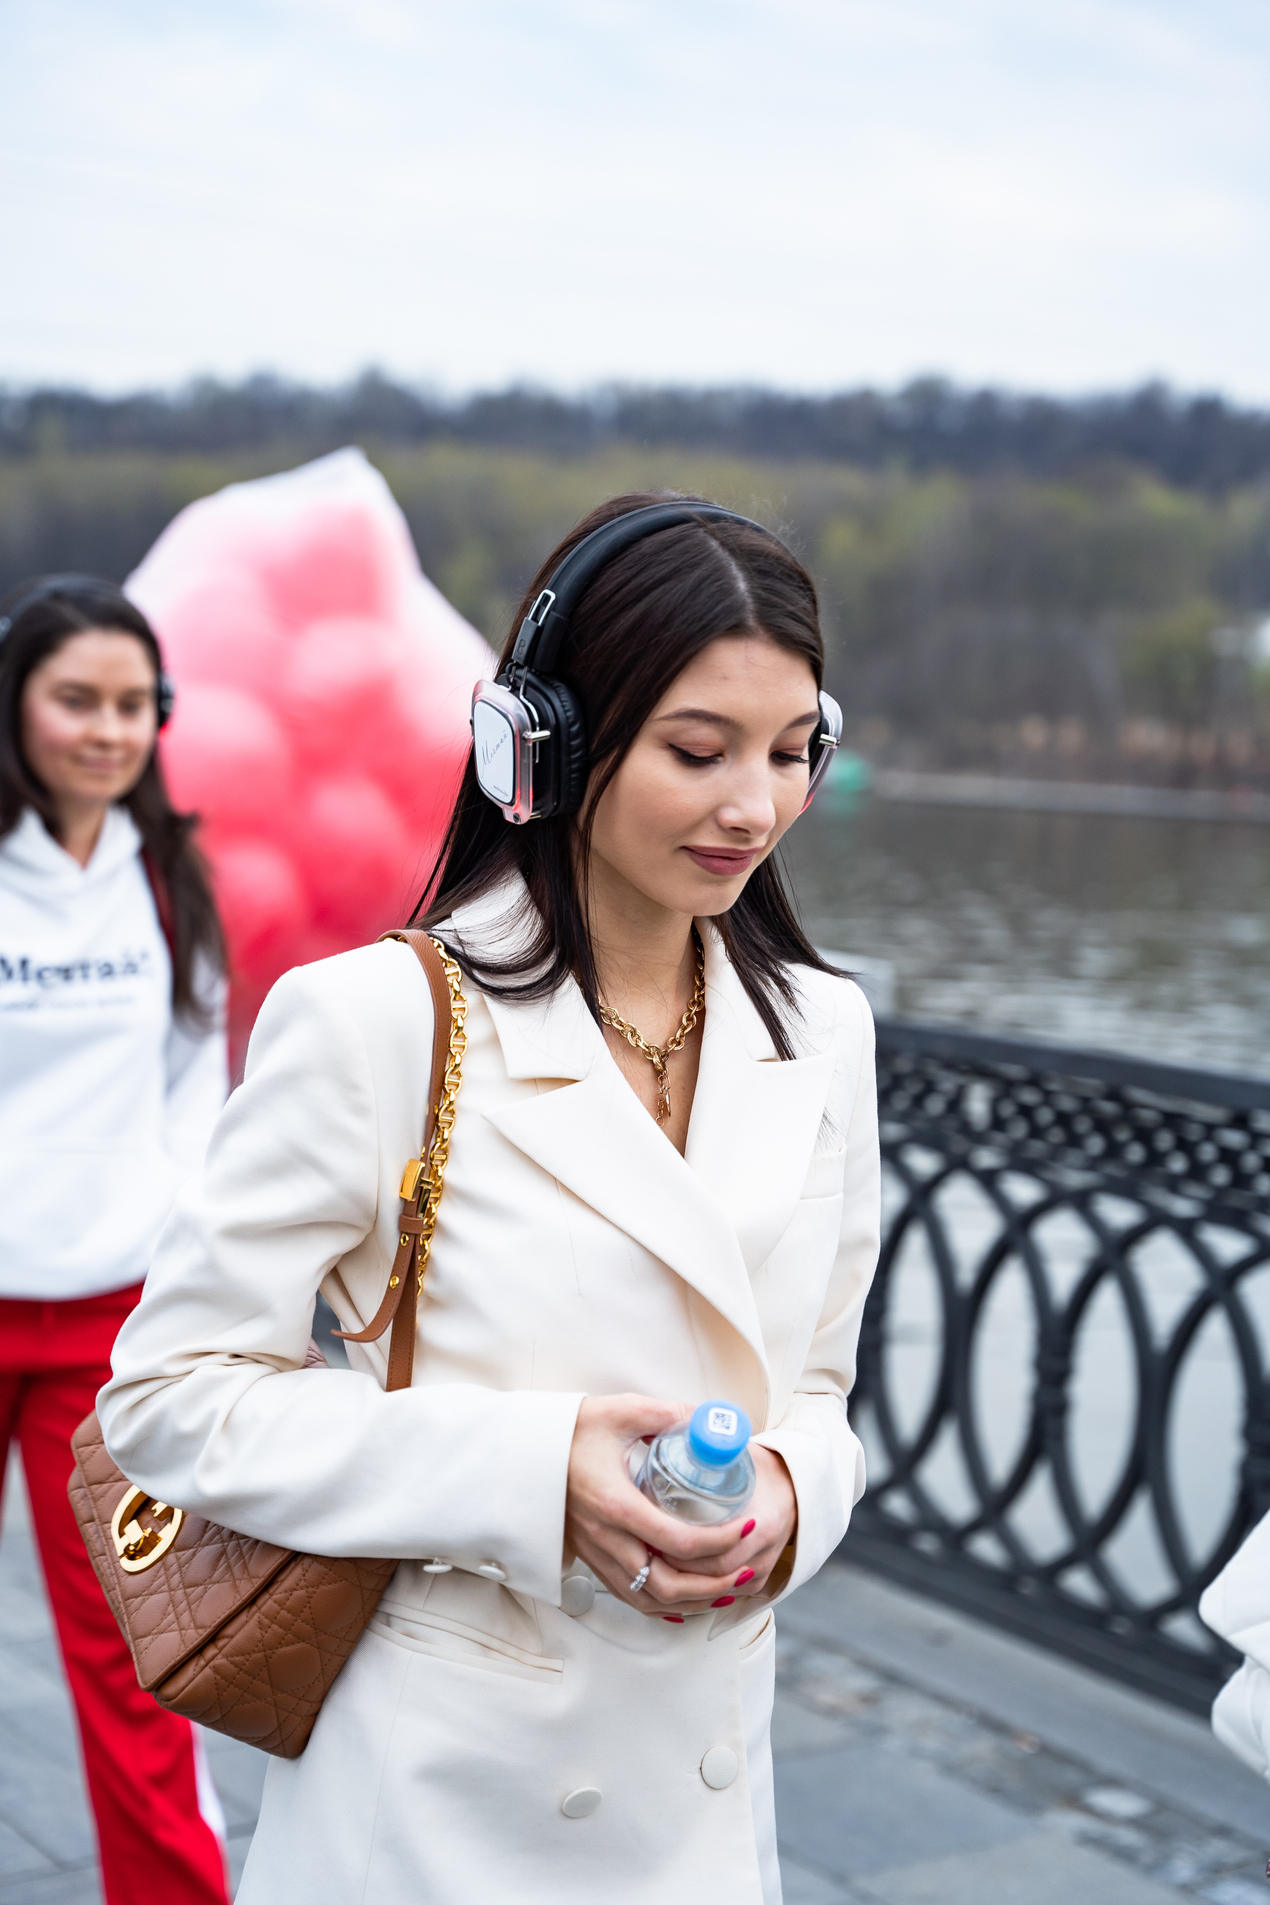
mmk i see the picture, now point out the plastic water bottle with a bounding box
[635,1400,756,1524]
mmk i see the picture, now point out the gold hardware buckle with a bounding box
[400,1159,433,1201]
[110,1486,184,1574]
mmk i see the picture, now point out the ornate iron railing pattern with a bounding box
[842,1020,1270,1714]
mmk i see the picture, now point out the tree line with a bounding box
[1,433,1267,790]
[2,373,1269,494]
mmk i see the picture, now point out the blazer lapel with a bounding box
[484,1064,772,1390]
[454,885,834,1400]
[686,930,837,1276]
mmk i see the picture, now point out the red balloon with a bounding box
[253,501,399,629]
[149,574,289,702]
[159,685,294,836]
[281,616,406,769]
[372,694,473,842]
[292,777,417,938]
[211,841,308,981]
[127,451,492,1065]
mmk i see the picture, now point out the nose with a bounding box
[714,751,778,838]
[87,704,137,747]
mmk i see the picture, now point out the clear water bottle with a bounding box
[635,1400,756,1524]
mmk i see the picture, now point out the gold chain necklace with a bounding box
[599,933,705,1126]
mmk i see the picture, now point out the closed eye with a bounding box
[670,745,722,767]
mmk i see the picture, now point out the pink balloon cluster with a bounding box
[128,450,492,1058]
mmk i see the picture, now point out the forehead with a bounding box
[655,633,817,706]
[34,628,156,686]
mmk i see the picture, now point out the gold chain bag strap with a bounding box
[66,933,467,1760]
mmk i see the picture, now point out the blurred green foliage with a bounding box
[3,440,1268,785]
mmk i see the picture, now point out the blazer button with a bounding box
[422,1559,453,1574]
[700,1745,738,1790]
[560,1575,595,1617]
[561,1787,602,1819]
[476,1562,507,1582]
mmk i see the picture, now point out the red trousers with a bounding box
[0,1285,230,1905]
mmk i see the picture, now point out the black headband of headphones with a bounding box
[507,502,774,677]
[474,500,841,825]
[0,574,118,642]
[0,574,174,727]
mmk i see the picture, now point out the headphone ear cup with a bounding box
[548,679,588,814]
[518,671,588,817]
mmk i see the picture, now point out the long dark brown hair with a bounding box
[0,576,225,1022]
[416,491,836,1059]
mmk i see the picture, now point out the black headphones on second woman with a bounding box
[0,574,176,727]
[471,503,843,825]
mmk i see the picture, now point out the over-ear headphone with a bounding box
[471,502,842,824]
[0,574,175,727]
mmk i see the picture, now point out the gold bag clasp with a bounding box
[110,1485,184,1574]
[399,1158,429,1201]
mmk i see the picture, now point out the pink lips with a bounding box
[683,847,757,877]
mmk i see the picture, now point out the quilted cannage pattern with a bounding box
[68,1413,397,1758]
[160,1553,398,1756]
[69,1414,293,1686]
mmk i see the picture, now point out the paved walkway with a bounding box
[2,1453,1268,1902]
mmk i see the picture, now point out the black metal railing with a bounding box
[841,1020,1270,1713]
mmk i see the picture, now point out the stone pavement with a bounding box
[2,1451,1268,1903]
[776,1568,1270,1904]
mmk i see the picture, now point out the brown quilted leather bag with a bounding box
[67,932,467,1759]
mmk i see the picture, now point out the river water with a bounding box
[786,793,1269,1642]
[785,792,1270,1080]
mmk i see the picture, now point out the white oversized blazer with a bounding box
[1200,1506,1270,1780]
[100,876,881,1905]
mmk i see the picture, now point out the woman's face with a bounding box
[20,629,159,814]
[587,633,821,922]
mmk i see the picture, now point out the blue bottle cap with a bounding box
[686,1400,752,1467]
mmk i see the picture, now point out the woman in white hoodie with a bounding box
[0,576,231,1905]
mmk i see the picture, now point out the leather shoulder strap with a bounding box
[334,930,455,1391]
[391,931,452,1132]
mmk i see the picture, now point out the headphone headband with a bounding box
[472,499,840,825]
[510,503,772,675]
[0,573,175,728]
[0,574,115,643]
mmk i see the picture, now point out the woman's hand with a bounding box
[564,1394,798,1619]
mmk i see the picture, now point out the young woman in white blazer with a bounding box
[0,577,230,1904]
[100,495,882,1905]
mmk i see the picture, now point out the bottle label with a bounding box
[707,1407,738,1437]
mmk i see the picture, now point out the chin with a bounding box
[677,873,751,917]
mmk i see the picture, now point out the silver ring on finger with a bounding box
[627,1556,652,1594]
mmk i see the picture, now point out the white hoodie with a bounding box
[0,805,228,1300]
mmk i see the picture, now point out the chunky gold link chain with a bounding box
[598,931,705,1125]
[414,938,468,1289]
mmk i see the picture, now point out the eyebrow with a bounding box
[52,680,148,695]
[654,706,821,731]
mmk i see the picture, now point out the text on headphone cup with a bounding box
[472,700,517,806]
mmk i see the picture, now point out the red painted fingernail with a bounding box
[735,1568,755,1586]
[741,1520,756,1538]
[711,1595,735,1608]
[663,1614,685,1623]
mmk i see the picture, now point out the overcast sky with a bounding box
[1,0,1266,399]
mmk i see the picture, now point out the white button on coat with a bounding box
[560,1575,595,1617]
[476,1562,507,1582]
[561,1788,602,1819]
[700,1746,738,1790]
